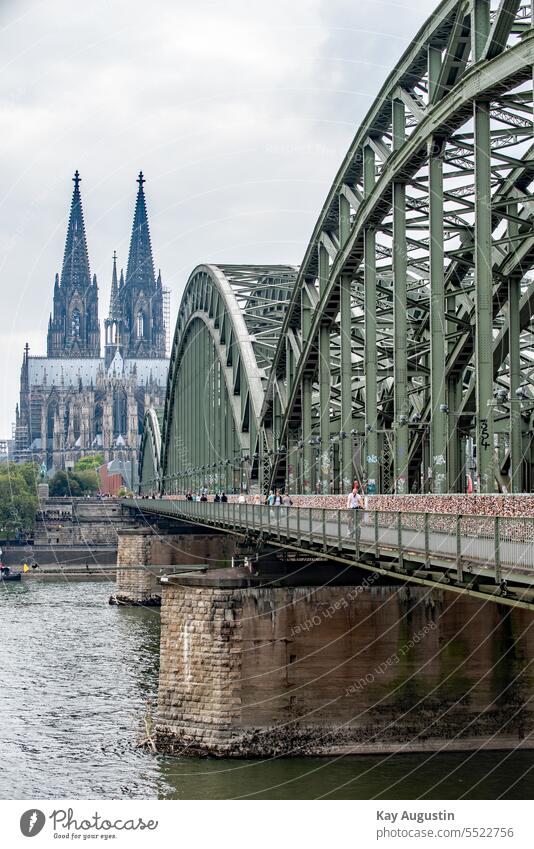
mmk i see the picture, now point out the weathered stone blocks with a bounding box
[156,574,534,757]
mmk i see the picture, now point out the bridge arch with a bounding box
[265,0,534,495]
[141,1,534,498]
[138,407,163,495]
[160,264,297,494]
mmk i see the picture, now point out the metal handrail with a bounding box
[123,498,534,582]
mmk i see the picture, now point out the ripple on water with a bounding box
[2,579,534,799]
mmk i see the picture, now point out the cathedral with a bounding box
[14,171,169,476]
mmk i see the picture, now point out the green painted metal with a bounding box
[139,2,534,498]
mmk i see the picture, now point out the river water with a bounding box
[1,578,533,800]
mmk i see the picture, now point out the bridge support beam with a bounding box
[429,137,447,494]
[302,377,313,494]
[364,227,379,494]
[473,1,494,493]
[340,272,353,492]
[319,322,331,494]
[392,97,409,493]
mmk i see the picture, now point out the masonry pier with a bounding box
[113,526,238,605]
[155,565,534,757]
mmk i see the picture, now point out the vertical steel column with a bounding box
[428,46,448,494]
[473,0,494,492]
[226,371,233,492]
[192,329,198,490]
[273,386,281,450]
[318,244,331,494]
[221,372,228,492]
[182,334,192,490]
[339,195,353,493]
[302,377,312,494]
[207,330,213,486]
[213,355,220,489]
[508,203,522,491]
[392,97,409,493]
[363,143,379,493]
[339,272,353,492]
[301,283,313,494]
[286,339,293,399]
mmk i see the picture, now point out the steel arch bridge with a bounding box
[140,0,534,498]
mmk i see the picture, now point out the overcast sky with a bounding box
[0,0,436,437]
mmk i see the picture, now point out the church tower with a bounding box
[47,171,101,358]
[104,252,125,368]
[110,172,165,359]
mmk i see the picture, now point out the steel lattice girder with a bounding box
[141,0,534,498]
[265,0,534,495]
[139,407,163,494]
[159,264,297,492]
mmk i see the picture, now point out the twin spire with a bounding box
[49,171,165,363]
[57,169,158,310]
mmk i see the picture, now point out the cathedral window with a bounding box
[136,311,145,338]
[71,309,81,338]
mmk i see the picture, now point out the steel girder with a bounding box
[159,264,297,494]
[266,0,534,495]
[138,407,163,495]
[140,0,534,498]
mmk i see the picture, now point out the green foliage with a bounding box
[0,462,39,536]
[49,470,80,497]
[74,454,104,472]
[48,467,100,497]
[75,469,99,492]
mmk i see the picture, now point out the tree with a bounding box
[49,470,82,497]
[48,468,100,497]
[0,464,38,537]
[74,469,99,493]
[75,454,104,472]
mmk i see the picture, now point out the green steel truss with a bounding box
[141,0,534,496]
[153,264,296,494]
[139,407,163,495]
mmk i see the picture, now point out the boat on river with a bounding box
[0,569,22,581]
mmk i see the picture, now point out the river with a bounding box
[1,578,533,800]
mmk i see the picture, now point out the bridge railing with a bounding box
[127,499,534,581]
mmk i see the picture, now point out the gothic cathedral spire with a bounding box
[61,170,92,291]
[125,171,156,292]
[121,172,165,359]
[47,172,101,358]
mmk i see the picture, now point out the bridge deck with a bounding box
[125,499,534,593]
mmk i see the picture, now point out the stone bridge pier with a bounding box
[113,526,238,605]
[155,565,534,758]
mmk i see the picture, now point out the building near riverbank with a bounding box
[13,172,169,473]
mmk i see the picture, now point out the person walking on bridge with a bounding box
[346,486,362,537]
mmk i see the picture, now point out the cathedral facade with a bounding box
[14,171,169,476]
